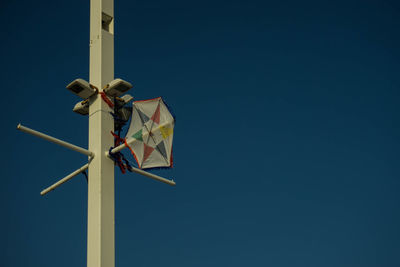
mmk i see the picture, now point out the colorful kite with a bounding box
[125,97,174,169]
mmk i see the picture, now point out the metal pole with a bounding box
[17,123,94,157]
[109,138,135,154]
[128,166,176,186]
[40,162,90,196]
[87,0,115,266]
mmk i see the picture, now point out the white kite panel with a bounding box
[125,97,174,169]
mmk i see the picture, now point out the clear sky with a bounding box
[2,0,400,266]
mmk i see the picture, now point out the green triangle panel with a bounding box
[131,129,143,142]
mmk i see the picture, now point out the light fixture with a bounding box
[66,78,97,99]
[114,106,132,130]
[115,94,133,108]
[117,106,132,122]
[73,100,89,115]
[103,78,132,97]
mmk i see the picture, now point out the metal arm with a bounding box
[40,162,91,195]
[107,146,176,186]
[128,166,175,186]
[17,123,94,157]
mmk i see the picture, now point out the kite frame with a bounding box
[125,97,174,170]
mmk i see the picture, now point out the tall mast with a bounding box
[16,1,176,266]
[87,0,115,266]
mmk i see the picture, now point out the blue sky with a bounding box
[2,0,400,266]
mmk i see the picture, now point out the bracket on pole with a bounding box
[17,123,96,195]
[17,122,175,194]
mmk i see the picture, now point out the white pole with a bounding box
[87,0,115,266]
[40,163,90,196]
[17,123,94,157]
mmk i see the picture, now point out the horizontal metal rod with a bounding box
[129,166,175,186]
[17,123,94,157]
[41,163,90,196]
[110,138,135,154]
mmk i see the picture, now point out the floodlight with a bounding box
[103,78,132,97]
[73,100,89,115]
[67,78,97,99]
[117,107,132,122]
[114,107,132,130]
[118,94,134,104]
[115,94,133,108]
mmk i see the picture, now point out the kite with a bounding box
[125,97,174,169]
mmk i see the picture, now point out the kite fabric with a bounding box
[125,97,174,169]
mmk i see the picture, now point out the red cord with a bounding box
[100,92,114,108]
[124,138,141,168]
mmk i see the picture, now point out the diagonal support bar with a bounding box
[17,123,94,157]
[128,165,176,186]
[41,162,90,195]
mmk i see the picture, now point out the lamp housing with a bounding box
[104,78,132,97]
[115,94,133,108]
[66,79,96,99]
[117,106,132,122]
[73,100,89,115]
